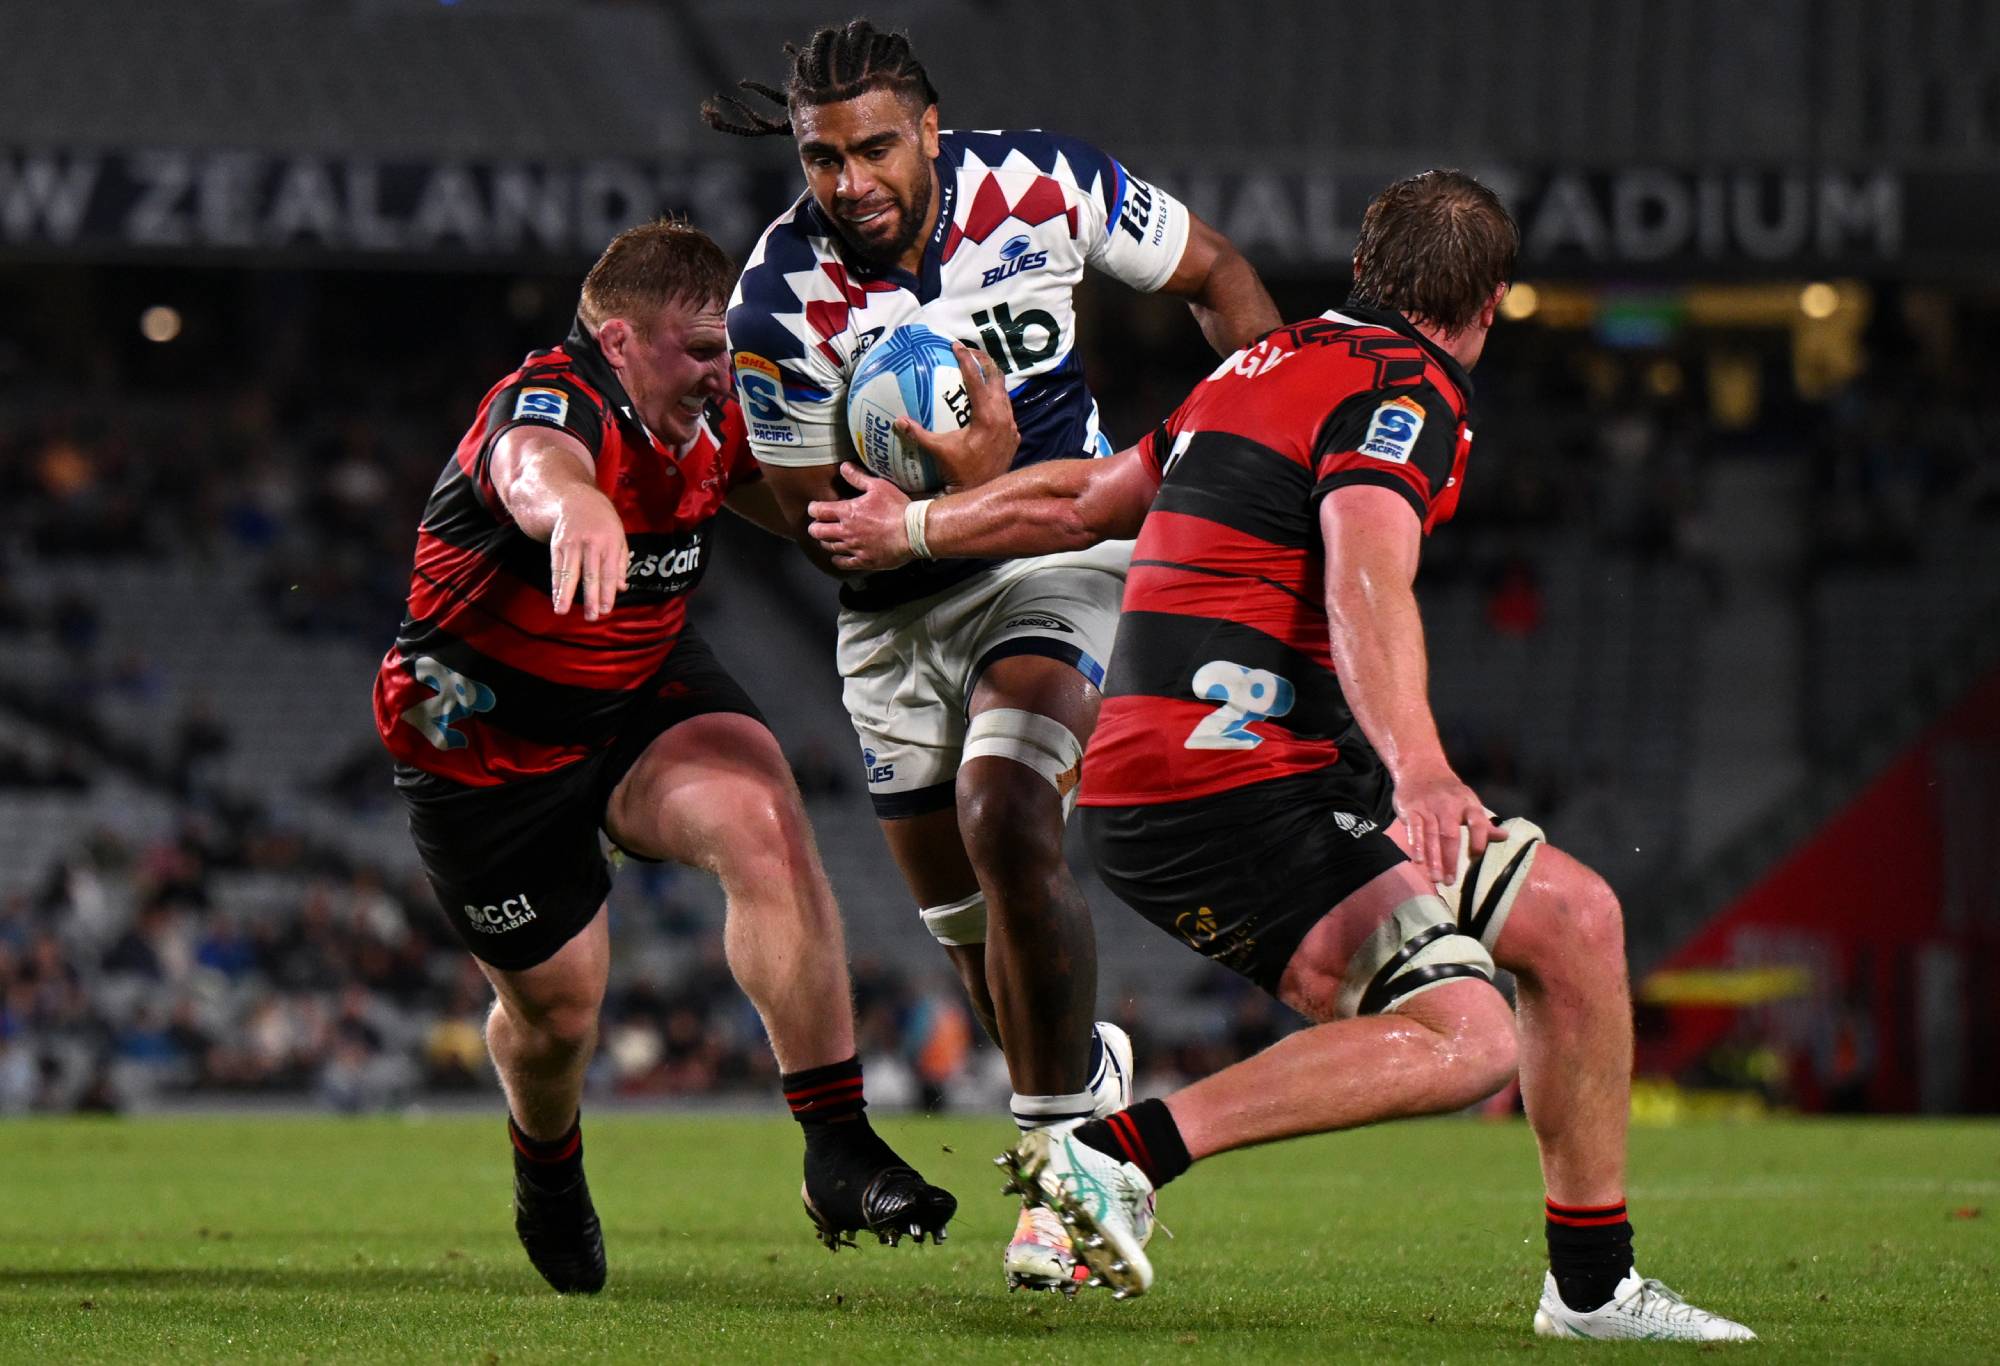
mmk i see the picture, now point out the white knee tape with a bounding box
[1337,895,1496,1019]
[1437,817,1546,951]
[960,709,1084,796]
[919,889,988,947]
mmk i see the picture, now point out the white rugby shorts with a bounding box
[838,540,1131,817]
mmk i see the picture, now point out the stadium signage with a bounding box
[1162,166,1911,270]
[0,148,1972,272]
[0,147,770,263]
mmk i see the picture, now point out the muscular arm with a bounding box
[1321,484,1499,883]
[487,424,626,619]
[1159,213,1282,356]
[808,447,1159,570]
[1321,486,1446,780]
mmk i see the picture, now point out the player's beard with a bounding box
[835,172,934,269]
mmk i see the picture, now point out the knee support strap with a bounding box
[1437,817,1546,951]
[1337,895,1496,1019]
[960,708,1084,814]
[919,889,988,947]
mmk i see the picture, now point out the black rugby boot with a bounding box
[514,1165,607,1293]
[509,1117,606,1294]
[800,1121,958,1251]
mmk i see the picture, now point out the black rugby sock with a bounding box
[784,1057,898,1164]
[1070,1098,1192,1189]
[510,1113,584,1189]
[1545,1197,1636,1312]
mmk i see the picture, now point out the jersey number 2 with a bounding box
[1185,661,1295,750]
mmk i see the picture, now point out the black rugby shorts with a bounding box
[397,629,764,972]
[1081,766,1407,994]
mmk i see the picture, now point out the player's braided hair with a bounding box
[1348,170,1518,335]
[700,19,938,138]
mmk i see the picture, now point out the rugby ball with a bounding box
[845,322,977,494]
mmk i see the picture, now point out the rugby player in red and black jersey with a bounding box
[807,174,1753,1339]
[372,220,954,1294]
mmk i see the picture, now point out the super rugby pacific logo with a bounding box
[981,234,1049,287]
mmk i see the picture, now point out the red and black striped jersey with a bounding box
[1077,305,1475,808]
[372,317,761,786]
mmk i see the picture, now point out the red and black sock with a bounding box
[782,1057,868,1127]
[1545,1197,1635,1313]
[784,1056,901,1182]
[509,1113,583,1190]
[1070,1099,1192,1190]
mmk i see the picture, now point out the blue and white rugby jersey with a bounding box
[728,128,1189,609]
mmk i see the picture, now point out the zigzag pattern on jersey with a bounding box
[732,199,897,370]
[940,172,1076,262]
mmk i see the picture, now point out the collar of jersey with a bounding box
[805,143,960,304]
[1338,303,1476,403]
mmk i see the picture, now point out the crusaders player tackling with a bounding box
[371,220,953,1293]
[810,173,1754,1340]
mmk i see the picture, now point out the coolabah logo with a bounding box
[463,894,537,934]
[981,234,1049,287]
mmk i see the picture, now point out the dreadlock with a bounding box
[701,19,938,138]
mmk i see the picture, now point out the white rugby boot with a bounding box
[1002,1021,1138,1291]
[1533,1270,1757,1341]
[999,1127,1156,1299]
[1003,1203,1090,1293]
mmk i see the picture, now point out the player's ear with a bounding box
[596,317,633,368]
[1480,283,1507,331]
[919,103,940,159]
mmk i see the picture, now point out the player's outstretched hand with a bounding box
[894,341,1018,488]
[1392,767,1506,888]
[549,488,629,621]
[808,463,915,572]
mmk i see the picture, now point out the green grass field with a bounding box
[0,1114,1993,1363]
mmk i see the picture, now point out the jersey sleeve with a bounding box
[471,372,606,514]
[1310,383,1460,530]
[481,373,605,460]
[1051,134,1191,294]
[726,294,846,469]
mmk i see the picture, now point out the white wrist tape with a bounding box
[903,498,934,559]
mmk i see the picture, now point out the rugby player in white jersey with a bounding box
[704,18,1280,1292]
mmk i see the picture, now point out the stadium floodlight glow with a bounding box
[1798,282,1840,319]
[1500,282,1540,321]
[139,305,182,343]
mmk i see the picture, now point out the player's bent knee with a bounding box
[1566,862,1625,954]
[1505,847,1626,974]
[1394,979,1518,1107]
[1338,893,1497,1019]
[919,889,988,947]
[957,767,1065,884]
[500,994,599,1054]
